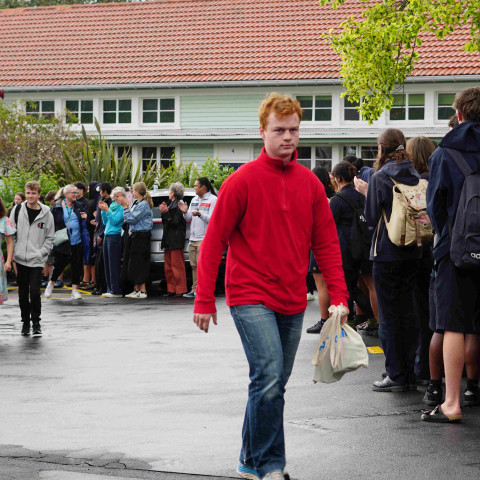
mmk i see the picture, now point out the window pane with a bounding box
[26,101,39,113]
[142,147,157,160]
[103,112,116,124]
[315,109,331,121]
[302,109,312,122]
[119,99,131,111]
[315,146,332,159]
[160,98,175,110]
[66,100,79,112]
[390,107,406,120]
[343,145,357,157]
[143,111,158,123]
[119,112,131,123]
[43,113,54,120]
[344,109,360,121]
[80,112,93,124]
[409,94,424,106]
[42,101,54,113]
[393,94,405,106]
[315,96,332,108]
[438,106,455,120]
[438,93,456,106]
[344,98,359,108]
[160,146,175,160]
[81,100,93,112]
[297,160,311,168]
[360,146,378,159]
[143,99,158,111]
[315,159,332,170]
[103,100,116,112]
[409,107,424,120]
[296,146,312,159]
[160,111,175,123]
[297,96,313,109]
[118,146,132,158]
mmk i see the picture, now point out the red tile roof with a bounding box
[0,0,479,88]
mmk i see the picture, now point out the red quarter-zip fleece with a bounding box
[194,148,348,315]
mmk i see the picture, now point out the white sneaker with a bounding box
[105,293,122,298]
[44,282,53,298]
[125,291,139,298]
[137,291,147,299]
[306,292,315,301]
[71,290,82,300]
[262,471,288,480]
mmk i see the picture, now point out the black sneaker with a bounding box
[464,387,479,406]
[306,319,326,334]
[21,322,30,336]
[423,383,443,406]
[32,323,42,337]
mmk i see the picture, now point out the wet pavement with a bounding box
[0,286,479,480]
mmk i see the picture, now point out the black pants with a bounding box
[51,243,83,285]
[95,244,107,293]
[373,260,419,385]
[16,263,43,323]
[343,263,373,321]
[103,234,123,295]
[121,232,151,286]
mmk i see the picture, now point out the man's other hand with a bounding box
[194,312,217,333]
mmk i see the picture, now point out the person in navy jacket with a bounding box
[364,128,423,392]
[423,87,480,423]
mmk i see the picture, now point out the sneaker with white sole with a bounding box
[306,292,315,301]
[44,283,53,298]
[262,471,290,480]
[137,291,147,299]
[237,464,259,480]
[125,291,139,298]
[71,290,82,300]
[103,293,122,298]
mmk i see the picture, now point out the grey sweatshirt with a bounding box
[183,191,217,242]
[10,202,55,268]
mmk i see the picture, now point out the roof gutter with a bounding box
[2,75,480,93]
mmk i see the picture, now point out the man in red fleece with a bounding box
[193,93,348,480]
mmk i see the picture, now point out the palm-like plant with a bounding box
[60,119,157,188]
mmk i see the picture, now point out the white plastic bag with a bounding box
[312,305,369,383]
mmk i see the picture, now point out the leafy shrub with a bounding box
[200,157,235,190]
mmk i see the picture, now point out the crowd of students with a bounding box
[0,177,218,334]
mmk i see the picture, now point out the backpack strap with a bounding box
[14,203,22,226]
[444,147,473,178]
[335,191,357,211]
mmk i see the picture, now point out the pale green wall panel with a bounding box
[179,144,215,167]
[181,95,265,128]
[253,144,264,158]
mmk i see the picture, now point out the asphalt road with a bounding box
[0,287,479,480]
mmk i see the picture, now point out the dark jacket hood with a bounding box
[381,160,420,186]
[439,121,480,153]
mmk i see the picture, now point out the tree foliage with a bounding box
[0,102,82,175]
[319,0,480,123]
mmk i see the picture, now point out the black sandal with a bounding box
[421,405,462,423]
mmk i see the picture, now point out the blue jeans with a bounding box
[230,304,304,478]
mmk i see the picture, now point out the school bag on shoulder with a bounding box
[336,192,372,261]
[379,177,433,249]
[444,147,480,269]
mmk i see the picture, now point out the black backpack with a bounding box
[336,191,372,262]
[445,147,480,269]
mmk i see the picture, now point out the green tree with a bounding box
[319,0,480,123]
[201,157,235,190]
[0,102,82,176]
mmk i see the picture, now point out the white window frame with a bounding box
[343,97,364,123]
[436,92,457,122]
[141,145,178,173]
[25,100,55,119]
[102,99,132,125]
[342,144,378,168]
[388,93,425,122]
[140,96,179,128]
[65,99,94,125]
[296,145,333,170]
[295,95,333,123]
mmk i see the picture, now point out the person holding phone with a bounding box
[45,184,88,300]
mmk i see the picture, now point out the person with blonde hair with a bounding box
[193,92,348,480]
[159,182,188,297]
[98,186,127,297]
[118,182,153,299]
[0,196,16,305]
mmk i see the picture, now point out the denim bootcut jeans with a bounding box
[230,304,304,478]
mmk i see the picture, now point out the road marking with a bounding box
[367,346,384,354]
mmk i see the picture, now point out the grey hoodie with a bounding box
[10,202,55,268]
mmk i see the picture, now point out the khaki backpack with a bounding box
[374,178,433,255]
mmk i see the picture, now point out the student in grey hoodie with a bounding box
[9,181,54,336]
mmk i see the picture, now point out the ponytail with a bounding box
[332,161,357,183]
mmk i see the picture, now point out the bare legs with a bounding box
[313,273,330,319]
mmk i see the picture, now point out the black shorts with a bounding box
[433,254,480,334]
[308,251,321,274]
